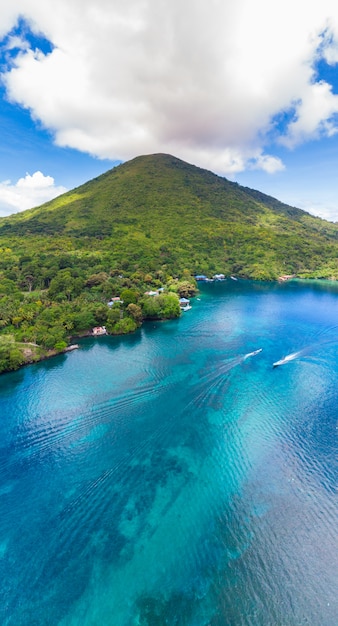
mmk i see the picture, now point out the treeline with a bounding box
[1,152,338,373]
[0,242,197,373]
[0,222,337,374]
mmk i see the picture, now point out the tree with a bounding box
[141,296,161,319]
[120,288,139,306]
[54,341,67,352]
[85,272,109,287]
[0,278,21,296]
[48,270,83,301]
[107,305,121,324]
[109,318,137,335]
[71,311,96,332]
[140,293,180,320]
[174,280,197,298]
[127,303,143,324]
[92,304,109,325]
[20,274,35,292]
[157,293,181,318]
[9,346,26,370]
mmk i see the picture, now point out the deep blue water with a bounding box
[0,280,337,626]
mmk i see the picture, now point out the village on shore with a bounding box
[90,272,295,336]
[0,271,298,375]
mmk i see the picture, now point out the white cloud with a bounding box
[4,34,29,52]
[249,154,285,175]
[290,195,338,223]
[0,172,67,216]
[279,81,338,148]
[309,205,338,222]
[2,1,338,175]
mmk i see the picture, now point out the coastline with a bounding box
[2,276,338,376]
[0,343,80,375]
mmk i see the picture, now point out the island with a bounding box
[0,153,337,374]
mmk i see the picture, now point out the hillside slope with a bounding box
[0,153,337,279]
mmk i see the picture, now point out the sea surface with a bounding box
[0,280,337,626]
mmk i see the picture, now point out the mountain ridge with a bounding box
[1,152,337,373]
[0,153,337,279]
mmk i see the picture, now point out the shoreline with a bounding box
[2,276,338,376]
[0,343,80,376]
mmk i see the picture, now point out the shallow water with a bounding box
[0,280,337,625]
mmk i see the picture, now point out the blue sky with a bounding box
[1,2,338,221]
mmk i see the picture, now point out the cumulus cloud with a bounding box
[279,81,338,148]
[0,172,67,216]
[249,154,285,175]
[2,0,338,175]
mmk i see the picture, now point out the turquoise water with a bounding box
[0,280,337,625]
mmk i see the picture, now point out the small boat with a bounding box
[273,352,299,367]
[273,358,287,367]
[230,276,238,281]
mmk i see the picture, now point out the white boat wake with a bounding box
[273,325,338,369]
[273,350,303,368]
[243,348,263,360]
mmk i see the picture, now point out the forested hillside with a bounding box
[0,153,337,372]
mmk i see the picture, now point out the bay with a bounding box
[0,280,337,625]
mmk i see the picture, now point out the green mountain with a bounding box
[1,153,338,372]
[0,152,338,280]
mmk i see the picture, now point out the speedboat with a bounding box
[244,348,262,360]
[273,352,298,367]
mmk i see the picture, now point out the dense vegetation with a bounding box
[0,153,337,372]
